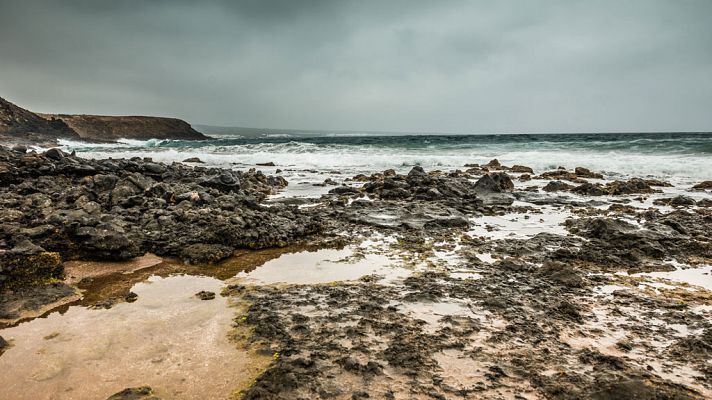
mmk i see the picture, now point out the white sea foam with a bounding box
[57,136,712,182]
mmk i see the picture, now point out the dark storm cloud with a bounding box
[1,0,711,133]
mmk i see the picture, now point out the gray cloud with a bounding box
[1,0,711,133]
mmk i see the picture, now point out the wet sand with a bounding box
[0,275,268,400]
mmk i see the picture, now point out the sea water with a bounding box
[57,132,712,184]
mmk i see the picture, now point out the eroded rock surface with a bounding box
[0,145,320,291]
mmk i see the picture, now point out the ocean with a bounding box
[58,132,712,185]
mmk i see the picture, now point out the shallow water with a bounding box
[63,253,163,284]
[640,264,712,291]
[467,206,571,240]
[234,247,410,285]
[0,275,261,400]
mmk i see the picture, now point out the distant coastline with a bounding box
[0,96,209,145]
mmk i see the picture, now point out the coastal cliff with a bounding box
[0,97,80,145]
[0,96,208,144]
[39,113,209,141]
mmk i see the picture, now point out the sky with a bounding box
[1,0,711,133]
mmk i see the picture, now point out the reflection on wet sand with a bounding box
[0,275,269,400]
[233,246,409,285]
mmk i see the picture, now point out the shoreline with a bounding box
[1,146,711,399]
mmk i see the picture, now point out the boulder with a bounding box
[43,148,67,160]
[181,243,235,264]
[485,159,502,169]
[654,195,696,207]
[574,167,603,179]
[329,186,360,195]
[692,181,712,190]
[199,171,240,192]
[195,290,216,300]
[543,181,575,192]
[607,178,656,195]
[571,182,607,196]
[510,165,534,174]
[73,224,141,260]
[474,173,513,193]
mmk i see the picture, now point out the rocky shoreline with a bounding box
[1,96,210,146]
[1,147,711,399]
[0,145,320,321]
[231,162,712,399]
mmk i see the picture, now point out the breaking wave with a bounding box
[58,132,712,181]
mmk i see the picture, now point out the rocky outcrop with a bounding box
[463,159,534,175]
[39,113,209,141]
[563,178,662,196]
[1,95,209,144]
[0,145,321,290]
[0,97,80,145]
[560,215,711,270]
[692,181,712,190]
[351,166,481,204]
[0,240,63,289]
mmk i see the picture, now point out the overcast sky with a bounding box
[1,0,711,133]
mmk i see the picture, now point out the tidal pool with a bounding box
[233,247,410,285]
[0,274,265,400]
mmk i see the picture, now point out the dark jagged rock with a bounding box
[195,291,216,300]
[607,178,658,195]
[472,173,515,206]
[564,178,661,196]
[485,158,502,169]
[330,167,500,230]
[692,181,712,190]
[698,198,712,208]
[510,165,534,173]
[574,166,604,179]
[571,182,608,196]
[125,292,138,303]
[329,186,360,195]
[360,167,483,205]
[560,214,712,270]
[490,172,514,192]
[343,203,470,230]
[543,180,575,192]
[644,178,673,187]
[181,243,234,264]
[0,145,321,288]
[653,195,696,207]
[538,169,582,182]
[474,173,513,193]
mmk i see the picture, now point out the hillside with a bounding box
[0,96,209,145]
[42,113,209,141]
[0,97,80,145]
